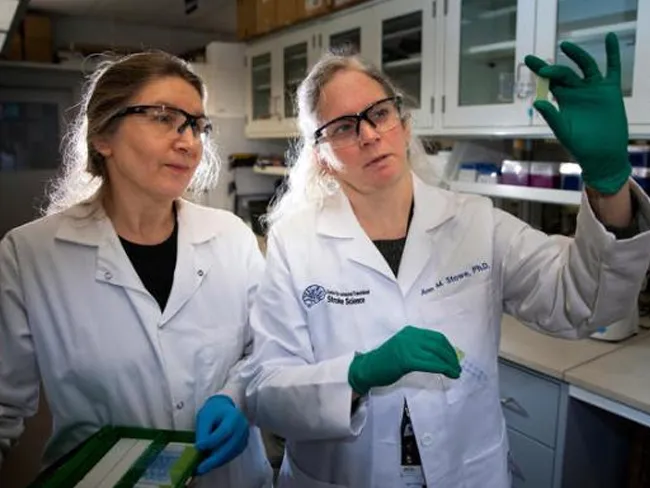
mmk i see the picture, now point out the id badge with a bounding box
[400,465,426,488]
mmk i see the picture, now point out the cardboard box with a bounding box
[23,15,52,40]
[22,14,53,62]
[237,0,258,40]
[4,32,23,61]
[331,0,367,10]
[276,0,301,29]
[24,36,53,62]
[297,0,331,20]
[256,0,277,34]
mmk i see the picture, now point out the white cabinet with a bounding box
[320,8,380,62]
[245,27,319,138]
[244,0,438,138]
[245,43,277,136]
[442,0,537,129]
[376,0,437,131]
[534,0,650,127]
[243,0,650,138]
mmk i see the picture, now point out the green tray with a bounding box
[28,426,202,488]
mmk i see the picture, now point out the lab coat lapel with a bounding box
[55,203,148,293]
[317,191,395,282]
[397,176,456,296]
[161,200,216,326]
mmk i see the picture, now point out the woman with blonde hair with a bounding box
[0,51,272,487]
[244,34,650,487]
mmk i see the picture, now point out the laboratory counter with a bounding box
[499,314,650,487]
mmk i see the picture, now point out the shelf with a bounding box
[285,52,307,63]
[253,165,288,177]
[382,26,422,42]
[0,60,85,72]
[383,55,422,70]
[478,6,517,20]
[464,40,516,56]
[558,20,637,43]
[252,63,271,73]
[449,181,581,206]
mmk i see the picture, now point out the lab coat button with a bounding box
[421,433,434,446]
[104,271,113,280]
[175,401,184,410]
[197,269,204,277]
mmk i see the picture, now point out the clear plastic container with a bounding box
[475,163,500,184]
[457,163,477,182]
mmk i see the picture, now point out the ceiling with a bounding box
[28,0,236,35]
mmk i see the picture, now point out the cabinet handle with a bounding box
[274,95,283,120]
[508,451,526,481]
[500,396,527,416]
[500,396,515,407]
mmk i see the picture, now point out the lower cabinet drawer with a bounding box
[508,427,555,488]
[499,360,560,448]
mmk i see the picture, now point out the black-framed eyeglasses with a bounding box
[313,96,403,148]
[110,105,213,139]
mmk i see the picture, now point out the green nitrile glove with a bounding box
[525,33,631,195]
[348,325,462,396]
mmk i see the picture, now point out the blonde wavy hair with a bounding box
[265,52,441,226]
[45,51,219,215]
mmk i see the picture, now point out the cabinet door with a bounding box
[443,0,537,128]
[321,8,380,63]
[508,428,556,488]
[245,43,279,136]
[535,0,650,126]
[277,29,320,134]
[376,0,436,130]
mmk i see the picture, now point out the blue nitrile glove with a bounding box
[525,33,631,195]
[194,394,249,475]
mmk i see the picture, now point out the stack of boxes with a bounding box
[237,0,369,40]
[2,14,52,62]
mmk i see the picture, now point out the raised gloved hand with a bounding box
[525,33,631,195]
[348,325,462,395]
[194,394,249,475]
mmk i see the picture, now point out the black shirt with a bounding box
[371,201,424,478]
[119,219,178,311]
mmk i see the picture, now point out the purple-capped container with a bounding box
[500,160,530,186]
[529,162,560,188]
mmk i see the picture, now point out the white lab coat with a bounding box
[0,199,273,488]
[244,174,650,488]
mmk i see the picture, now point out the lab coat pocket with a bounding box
[443,355,490,405]
[417,281,494,405]
[279,453,347,488]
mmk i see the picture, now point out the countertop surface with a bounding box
[500,314,650,414]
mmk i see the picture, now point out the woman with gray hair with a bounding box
[0,52,272,487]
[244,34,650,488]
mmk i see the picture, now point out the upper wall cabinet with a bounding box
[244,0,650,138]
[442,0,537,129]
[245,27,319,138]
[320,7,379,61]
[376,0,436,131]
[534,0,650,127]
